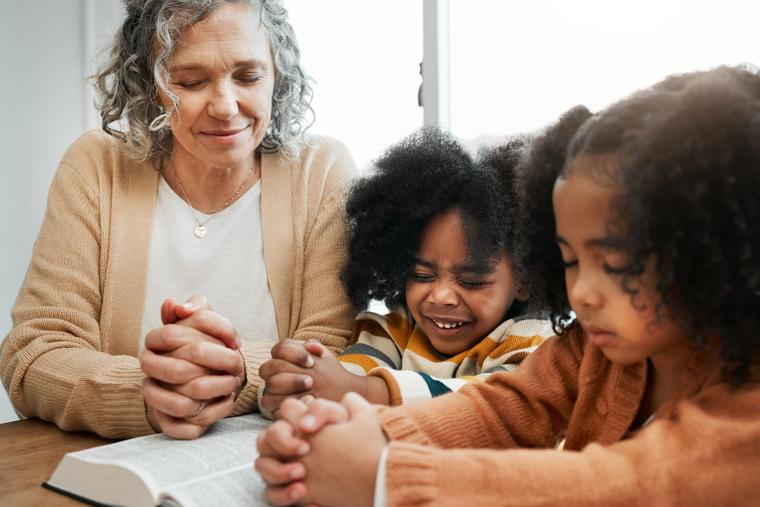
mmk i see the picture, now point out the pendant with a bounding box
[194,224,207,238]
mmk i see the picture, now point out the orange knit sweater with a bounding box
[379,325,760,506]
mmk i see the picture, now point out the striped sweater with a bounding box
[338,308,554,405]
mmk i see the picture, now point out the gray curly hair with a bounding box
[94,0,313,161]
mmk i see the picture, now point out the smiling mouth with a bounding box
[430,319,467,330]
[202,126,248,136]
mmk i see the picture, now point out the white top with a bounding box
[374,445,389,507]
[139,176,279,350]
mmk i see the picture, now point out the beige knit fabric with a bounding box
[1,130,357,438]
[379,325,760,506]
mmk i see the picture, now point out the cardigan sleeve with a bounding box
[247,139,359,414]
[289,141,357,352]
[0,162,154,438]
[232,340,277,415]
[381,377,760,507]
[378,333,582,450]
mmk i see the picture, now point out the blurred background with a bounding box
[1,0,758,423]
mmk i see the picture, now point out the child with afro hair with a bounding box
[258,128,552,413]
[256,66,760,507]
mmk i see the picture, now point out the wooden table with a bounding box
[0,418,110,505]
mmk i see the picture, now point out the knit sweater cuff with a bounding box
[385,442,440,507]
[233,340,274,415]
[378,406,434,446]
[369,368,403,405]
[90,363,155,438]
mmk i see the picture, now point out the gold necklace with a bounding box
[170,162,255,239]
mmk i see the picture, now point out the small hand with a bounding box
[260,339,383,416]
[259,339,317,400]
[258,394,386,507]
[297,340,391,406]
[255,397,350,505]
[255,398,312,503]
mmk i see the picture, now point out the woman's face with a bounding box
[405,209,521,357]
[162,2,275,170]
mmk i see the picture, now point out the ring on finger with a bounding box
[188,400,206,418]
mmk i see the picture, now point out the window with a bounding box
[448,0,760,141]
[285,1,424,171]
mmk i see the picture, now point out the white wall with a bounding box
[0,0,122,424]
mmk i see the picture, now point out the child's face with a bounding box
[552,156,692,371]
[405,209,521,356]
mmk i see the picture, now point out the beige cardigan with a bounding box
[1,130,357,438]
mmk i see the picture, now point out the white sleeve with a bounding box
[370,367,470,405]
[373,444,389,507]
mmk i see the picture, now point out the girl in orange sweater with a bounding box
[254,66,760,507]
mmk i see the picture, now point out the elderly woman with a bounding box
[0,0,356,439]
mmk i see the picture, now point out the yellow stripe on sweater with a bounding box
[339,354,380,373]
[480,335,544,368]
[349,312,413,350]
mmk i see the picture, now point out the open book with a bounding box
[44,414,270,507]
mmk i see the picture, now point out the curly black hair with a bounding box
[515,105,593,326]
[517,66,760,383]
[342,127,529,310]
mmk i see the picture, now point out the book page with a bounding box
[160,466,267,507]
[68,414,269,504]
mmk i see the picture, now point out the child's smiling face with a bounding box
[552,155,692,372]
[405,209,521,356]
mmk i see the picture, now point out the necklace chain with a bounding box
[169,161,255,238]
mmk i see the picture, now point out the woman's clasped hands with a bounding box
[140,295,245,439]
